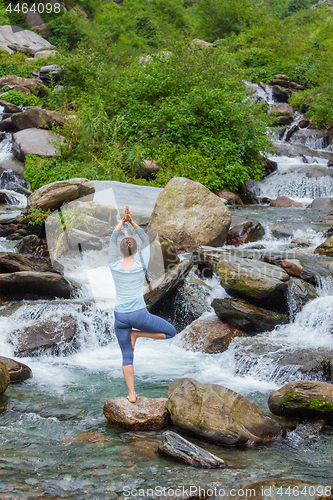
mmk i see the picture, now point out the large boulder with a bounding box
[147,177,231,252]
[314,235,333,257]
[10,316,78,357]
[181,314,248,353]
[268,381,333,423]
[103,397,170,430]
[0,356,32,383]
[11,108,65,131]
[0,25,56,55]
[144,259,192,310]
[27,178,95,211]
[215,254,290,312]
[212,298,288,334]
[158,430,226,468]
[12,128,65,161]
[0,271,72,299]
[226,216,265,247]
[167,378,283,446]
[0,252,58,273]
[0,362,10,395]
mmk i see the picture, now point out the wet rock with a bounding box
[0,117,16,132]
[314,235,333,257]
[263,158,278,176]
[281,260,317,286]
[0,25,56,55]
[10,315,79,356]
[0,100,21,113]
[12,128,65,161]
[238,179,260,204]
[216,190,243,206]
[270,103,294,126]
[270,196,302,208]
[0,252,58,273]
[167,378,283,446]
[144,259,192,309]
[0,157,25,177]
[299,118,311,128]
[0,356,32,383]
[226,216,265,247]
[17,235,43,254]
[212,298,288,334]
[0,271,72,299]
[287,277,318,313]
[65,228,103,251]
[171,276,212,328]
[103,397,170,430]
[285,124,299,142]
[181,314,248,353]
[27,178,95,211]
[158,430,226,468]
[4,182,31,197]
[268,381,333,423]
[61,432,108,445]
[0,361,10,395]
[215,254,290,312]
[147,177,231,252]
[0,192,20,205]
[308,197,333,209]
[11,108,65,131]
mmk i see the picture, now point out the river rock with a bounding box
[281,260,317,286]
[263,157,278,176]
[158,430,226,468]
[0,271,72,299]
[0,117,16,132]
[27,178,95,211]
[103,397,170,430]
[0,356,32,383]
[0,192,20,205]
[4,182,31,197]
[147,177,231,252]
[181,315,248,353]
[216,254,290,312]
[0,252,57,273]
[0,74,47,97]
[12,128,65,161]
[314,235,333,256]
[288,278,317,314]
[11,108,65,131]
[0,25,56,55]
[308,197,333,209]
[226,216,265,247]
[170,276,212,329]
[144,259,192,309]
[167,378,283,446]
[270,103,294,126]
[216,190,243,206]
[0,362,10,395]
[270,196,302,208]
[0,100,21,113]
[0,157,25,177]
[212,298,288,333]
[268,381,333,423]
[291,129,332,149]
[17,235,43,254]
[10,316,78,356]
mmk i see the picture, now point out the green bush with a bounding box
[2,90,42,107]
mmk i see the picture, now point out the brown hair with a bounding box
[120,237,137,257]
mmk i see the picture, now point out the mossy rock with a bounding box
[0,362,10,395]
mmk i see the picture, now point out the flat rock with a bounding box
[27,178,95,210]
[11,108,65,131]
[0,271,72,299]
[158,430,226,468]
[270,196,302,208]
[0,25,56,54]
[212,298,288,334]
[0,356,32,383]
[268,381,333,423]
[181,314,248,353]
[0,362,10,395]
[167,378,283,446]
[147,177,231,252]
[10,315,78,357]
[12,128,65,161]
[103,396,170,430]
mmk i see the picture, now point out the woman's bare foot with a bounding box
[127,393,138,403]
[130,330,139,351]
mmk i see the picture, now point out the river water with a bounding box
[1,104,333,498]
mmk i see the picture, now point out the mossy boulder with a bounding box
[314,235,333,257]
[167,378,283,446]
[147,177,231,252]
[268,381,333,423]
[0,361,10,395]
[27,178,95,211]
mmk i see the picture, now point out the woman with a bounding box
[108,206,176,403]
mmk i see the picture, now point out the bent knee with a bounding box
[165,325,176,339]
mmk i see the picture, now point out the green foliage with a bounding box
[22,208,51,227]
[0,51,35,79]
[2,90,42,106]
[0,0,9,24]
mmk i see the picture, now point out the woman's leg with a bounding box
[129,309,176,350]
[114,314,137,403]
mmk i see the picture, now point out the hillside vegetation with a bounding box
[1,0,333,191]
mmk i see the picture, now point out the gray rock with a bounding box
[27,178,95,210]
[158,430,226,468]
[0,157,25,177]
[12,128,65,161]
[212,298,288,333]
[0,25,56,54]
[308,198,333,209]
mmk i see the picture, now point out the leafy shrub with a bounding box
[22,208,51,226]
[2,90,42,107]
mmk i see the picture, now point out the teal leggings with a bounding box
[114,307,176,366]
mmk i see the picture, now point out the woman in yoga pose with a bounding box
[108,206,176,403]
